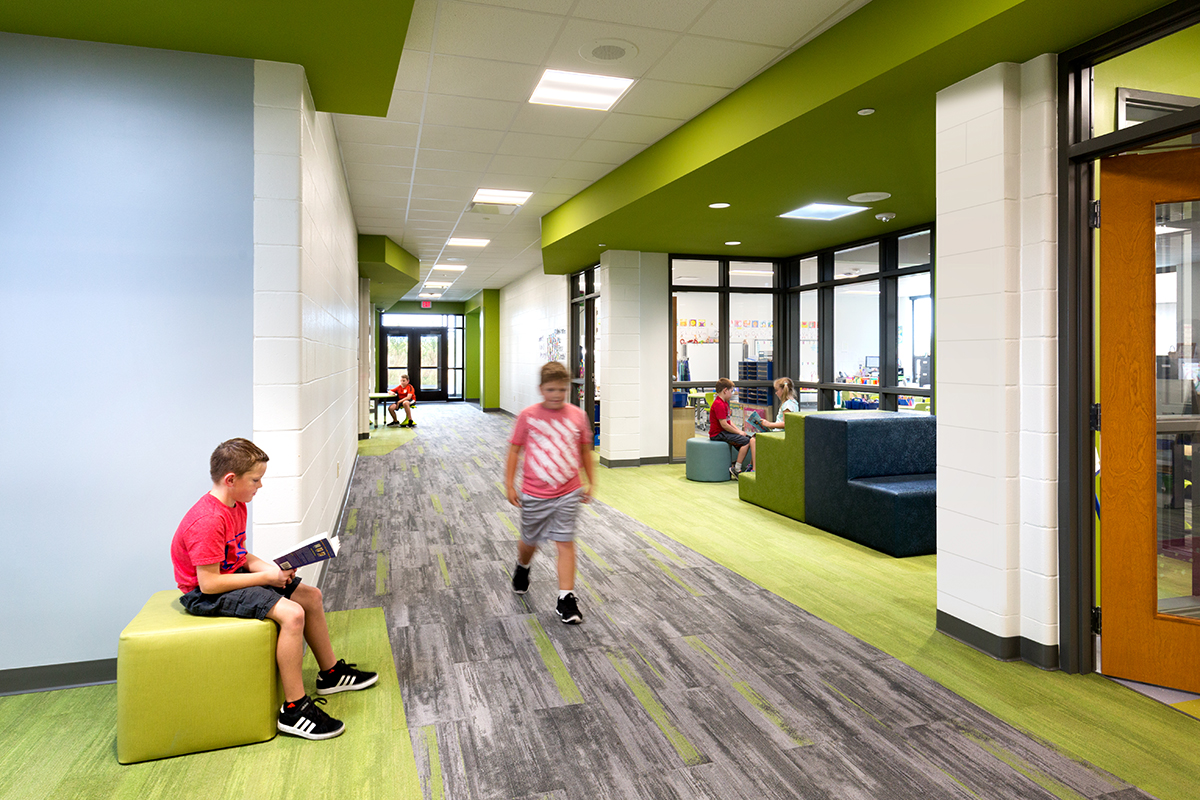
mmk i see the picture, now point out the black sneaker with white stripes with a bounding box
[277,695,344,740]
[556,592,583,624]
[315,659,379,695]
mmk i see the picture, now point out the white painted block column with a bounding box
[934,54,1059,663]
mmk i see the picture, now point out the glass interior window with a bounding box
[898,272,933,388]
[898,231,932,268]
[675,292,720,382]
[800,256,818,285]
[1155,199,1200,618]
[833,281,880,384]
[728,293,774,376]
[897,395,931,413]
[1092,21,1200,139]
[798,290,818,384]
[835,242,879,278]
[672,259,719,287]
[833,390,879,410]
[729,261,774,288]
[386,334,408,389]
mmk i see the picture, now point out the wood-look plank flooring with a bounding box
[327,403,1154,800]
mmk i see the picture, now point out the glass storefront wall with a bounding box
[675,292,720,383]
[833,281,880,384]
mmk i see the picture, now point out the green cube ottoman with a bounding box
[117,590,279,764]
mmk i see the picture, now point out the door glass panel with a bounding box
[387,335,408,390]
[1156,199,1200,618]
[728,292,773,376]
[799,290,818,384]
[420,333,440,391]
[675,292,720,382]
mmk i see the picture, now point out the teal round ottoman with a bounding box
[686,437,735,481]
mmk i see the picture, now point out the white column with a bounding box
[934,55,1058,661]
[598,251,642,465]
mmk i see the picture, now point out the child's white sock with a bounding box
[517,559,530,568]
[559,589,573,599]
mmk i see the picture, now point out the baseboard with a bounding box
[599,456,670,468]
[0,658,117,696]
[936,610,1060,670]
[358,432,369,440]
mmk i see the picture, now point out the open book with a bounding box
[272,532,340,571]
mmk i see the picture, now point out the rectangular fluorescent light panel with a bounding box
[530,69,634,111]
[447,238,489,247]
[473,188,532,205]
[780,203,869,221]
[424,281,453,288]
[433,264,467,271]
[419,292,442,298]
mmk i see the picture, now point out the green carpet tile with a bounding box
[327,402,1166,800]
[0,607,415,800]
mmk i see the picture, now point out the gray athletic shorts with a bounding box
[519,489,582,545]
[179,568,302,620]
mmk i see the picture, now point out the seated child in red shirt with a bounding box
[388,374,416,428]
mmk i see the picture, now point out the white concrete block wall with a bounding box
[499,266,569,415]
[640,253,671,461]
[599,251,644,464]
[935,55,1059,654]
[252,61,360,579]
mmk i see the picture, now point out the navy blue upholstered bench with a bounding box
[804,411,936,557]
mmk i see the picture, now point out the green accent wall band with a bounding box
[359,234,419,308]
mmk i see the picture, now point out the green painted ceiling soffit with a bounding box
[540,0,1175,274]
[0,0,414,115]
[360,234,419,309]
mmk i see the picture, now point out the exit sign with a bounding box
[421,301,431,308]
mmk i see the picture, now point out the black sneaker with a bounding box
[730,463,741,479]
[556,592,583,624]
[277,695,344,740]
[386,421,400,427]
[315,659,379,695]
[512,562,530,594]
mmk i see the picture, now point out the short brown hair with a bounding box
[210,438,269,482]
[715,377,735,392]
[540,361,570,385]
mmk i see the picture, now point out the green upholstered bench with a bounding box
[685,437,736,481]
[737,412,807,520]
[117,590,279,764]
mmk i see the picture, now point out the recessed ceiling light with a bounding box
[529,69,635,111]
[725,241,741,246]
[858,108,875,116]
[780,203,869,221]
[598,243,606,247]
[433,264,467,271]
[847,191,891,203]
[418,292,442,298]
[447,238,489,247]
[424,281,453,288]
[446,257,464,262]
[875,212,896,222]
[709,202,730,209]
[472,188,532,205]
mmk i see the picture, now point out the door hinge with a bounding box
[1090,200,1101,229]
[1090,403,1101,432]
[1091,606,1102,635]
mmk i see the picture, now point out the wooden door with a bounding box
[1100,146,1200,693]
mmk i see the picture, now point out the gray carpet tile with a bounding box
[323,403,1155,800]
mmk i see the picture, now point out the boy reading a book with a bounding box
[170,438,377,740]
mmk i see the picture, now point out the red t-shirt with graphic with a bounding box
[509,402,590,499]
[392,383,415,402]
[170,493,249,593]
[709,395,730,438]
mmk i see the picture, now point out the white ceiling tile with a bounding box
[421,93,521,130]
[474,173,549,193]
[572,0,707,33]
[344,162,413,183]
[414,168,488,188]
[403,0,439,51]
[385,90,427,123]
[349,180,412,199]
[647,35,784,87]
[339,142,416,167]
[334,116,419,147]
[615,79,729,120]
[553,160,614,181]
[409,209,462,223]
[428,55,542,103]
[410,198,468,213]
[486,154,563,177]
[589,113,681,145]
[435,2,562,64]
[410,184,475,202]
[393,50,432,94]
[476,0,576,13]
[570,138,645,164]
[508,104,606,138]
[498,132,584,159]
[545,19,680,78]
[417,124,506,154]
[691,0,868,49]
[415,147,493,172]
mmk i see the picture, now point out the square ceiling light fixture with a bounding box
[447,238,489,247]
[530,69,635,111]
[473,189,532,205]
[780,203,869,221]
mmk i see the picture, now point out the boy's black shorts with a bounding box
[711,431,751,449]
[179,567,302,620]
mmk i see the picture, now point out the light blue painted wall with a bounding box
[0,33,255,671]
